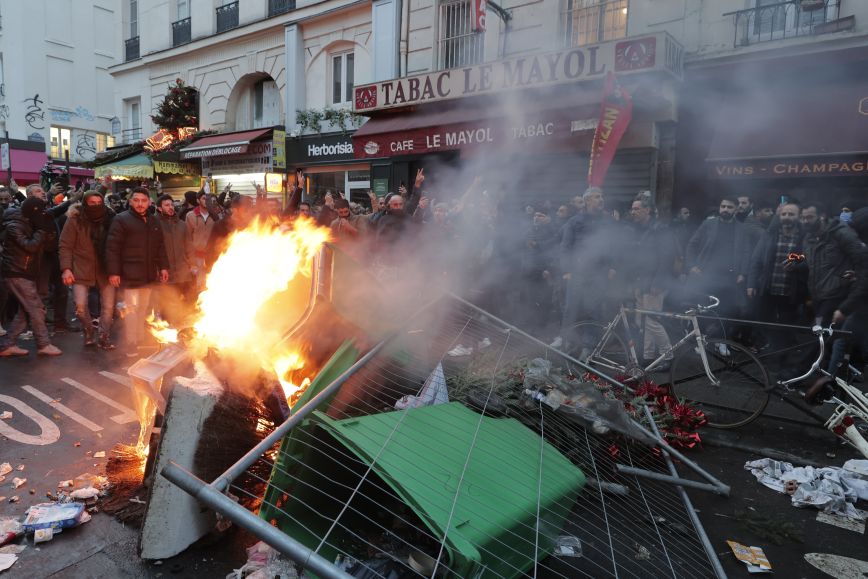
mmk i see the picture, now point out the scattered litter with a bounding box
[0,411,11,420]
[0,464,11,478]
[72,473,108,490]
[69,487,100,501]
[0,518,22,547]
[745,458,868,519]
[805,553,868,578]
[74,442,81,447]
[15,465,23,472]
[28,489,35,495]
[8,497,18,504]
[93,451,106,459]
[477,337,492,350]
[395,363,450,410]
[33,528,53,544]
[129,497,146,505]
[0,545,25,555]
[22,502,86,532]
[58,480,73,489]
[11,478,26,489]
[727,541,772,574]
[827,452,836,459]
[816,509,867,534]
[0,553,17,572]
[446,345,473,357]
[555,535,582,557]
[227,541,298,579]
[77,511,91,525]
[634,544,650,561]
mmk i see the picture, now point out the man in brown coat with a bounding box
[59,191,116,348]
[185,191,215,293]
[155,194,194,324]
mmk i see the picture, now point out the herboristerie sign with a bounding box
[353,33,683,113]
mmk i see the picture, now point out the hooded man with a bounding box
[59,191,116,348]
[0,197,62,356]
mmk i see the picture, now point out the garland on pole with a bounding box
[151,78,198,132]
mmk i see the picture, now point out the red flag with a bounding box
[587,72,632,188]
[472,0,486,31]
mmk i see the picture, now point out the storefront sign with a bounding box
[353,32,683,112]
[153,160,198,175]
[353,114,582,159]
[287,134,356,164]
[709,156,868,179]
[265,172,283,193]
[201,141,277,175]
[272,130,286,169]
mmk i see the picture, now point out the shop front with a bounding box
[352,33,684,212]
[93,152,200,197]
[180,127,286,201]
[1,139,94,187]
[675,48,868,217]
[286,133,371,207]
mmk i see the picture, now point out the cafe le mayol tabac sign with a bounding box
[353,33,683,112]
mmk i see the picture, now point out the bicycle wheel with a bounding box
[670,338,770,429]
[570,321,631,374]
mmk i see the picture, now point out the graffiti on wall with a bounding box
[23,94,45,130]
[75,131,96,160]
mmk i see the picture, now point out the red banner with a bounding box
[587,72,632,188]
[473,0,486,32]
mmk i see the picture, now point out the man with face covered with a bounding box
[0,197,62,356]
[59,191,117,348]
[747,203,807,335]
[685,196,752,321]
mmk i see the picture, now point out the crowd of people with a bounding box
[0,170,866,381]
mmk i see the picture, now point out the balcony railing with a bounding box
[121,127,142,145]
[727,0,842,47]
[124,36,140,61]
[562,0,628,48]
[216,1,239,33]
[268,0,295,17]
[172,17,191,47]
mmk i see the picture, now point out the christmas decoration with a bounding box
[151,78,198,132]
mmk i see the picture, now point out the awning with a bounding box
[179,128,271,160]
[94,153,154,179]
[352,103,600,159]
[8,149,48,182]
[707,81,868,163]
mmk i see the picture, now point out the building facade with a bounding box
[0,0,118,183]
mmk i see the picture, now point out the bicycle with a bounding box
[574,295,771,429]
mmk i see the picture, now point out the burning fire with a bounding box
[146,313,179,344]
[146,217,329,404]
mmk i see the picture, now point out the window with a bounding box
[331,52,355,105]
[96,133,115,153]
[438,0,484,69]
[130,0,138,38]
[177,0,190,20]
[50,127,71,159]
[562,0,628,47]
[252,79,280,128]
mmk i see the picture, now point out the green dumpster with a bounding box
[265,402,585,578]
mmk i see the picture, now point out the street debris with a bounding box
[0,464,11,478]
[58,480,73,489]
[0,411,11,420]
[0,553,17,572]
[8,497,18,504]
[395,362,449,410]
[554,536,582,557]
[74,442,81,447]
[727,540,772,574]
[0,518,22,547]
[23,502,86,533]
[745,458,868,519]
[11,478,26,489]
[69,487,100,501]
[15,465,23,472]
[227,541,298,579]
[93,451,106,458]
[33,528,54,544]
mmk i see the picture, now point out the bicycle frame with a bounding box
[590,305,721,386]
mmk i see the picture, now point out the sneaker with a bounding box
[549,336,564,349]
[19,331,34,341]
[98,336,117,351]
[37,344,63,356]
[0,345,28,357]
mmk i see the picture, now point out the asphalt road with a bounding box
[1,330,867,578]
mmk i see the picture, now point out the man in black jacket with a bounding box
[747,203,807,331]
[685,196,751,321]
[0,197,63,356]
[105,188,169,357]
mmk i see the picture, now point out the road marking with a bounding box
[0,394,61,445]
[22,385,103,432]
[99,371,132,388]
[61,378,138,425]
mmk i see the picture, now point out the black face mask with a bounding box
[84,204,107,221]
[390,208,405,218]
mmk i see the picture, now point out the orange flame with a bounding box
[145,313,178,344]
[272,351,313,404]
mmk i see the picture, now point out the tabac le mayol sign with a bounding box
[353,32,683,113]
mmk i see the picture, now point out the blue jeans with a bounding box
[73,282,115,338]
[3,277,51,348]
[827,311,868,376]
